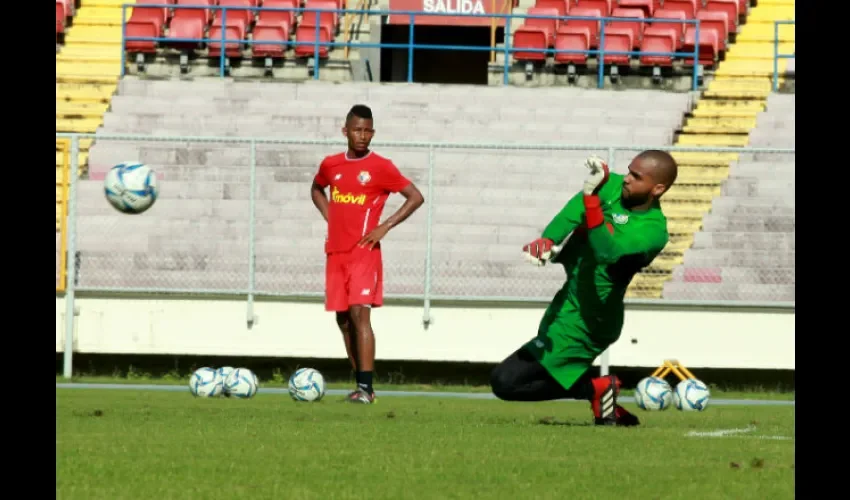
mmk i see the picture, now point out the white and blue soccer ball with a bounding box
[189,367,224,397]
[224,368,259,399]
[288,368,326,402]
[104,161,158,214]
[634,376,673,411]
[217,366,235,396]
[674,378,711,411]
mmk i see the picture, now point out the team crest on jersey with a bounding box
[613,213,629,225]
[358,171,371,185]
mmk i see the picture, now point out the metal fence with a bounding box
[55,132,795,311]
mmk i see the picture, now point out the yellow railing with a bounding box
[490,0,514,63]
[343,0,369,60]
[56,139,70,293]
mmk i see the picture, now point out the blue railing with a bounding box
[772,19,795,92]
[121,3,702,90]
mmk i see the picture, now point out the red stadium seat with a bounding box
[166,0,214,51]
[562,7,603,47]
[601,28,633,65]
[56,0,76,38]
[294,0,339,58]
[302,0,340,31]
[534,0,570,17]
[663,0,697,19]
[618,0,654,18]
[553,25,592,65]
[651,8,687,50]
[56,1,66,36]
[575,0,612,16]
[208,0,254,57]
[253,22,292,58]
[704,0,739,34]
[257,0,298,28]
[124,0,171,53]
[639,26,676,67]
[512,26,549,61]
[607,8,645,49]
[696,10,730,53]
[682,26,719,67]
[523,7,560,46]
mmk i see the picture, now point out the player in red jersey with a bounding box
[310,105,425,404]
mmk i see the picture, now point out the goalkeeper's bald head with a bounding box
[636,149,678,189]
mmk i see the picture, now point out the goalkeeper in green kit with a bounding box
[490,150,678,427]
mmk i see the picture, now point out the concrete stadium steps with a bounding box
[658,0,795,301]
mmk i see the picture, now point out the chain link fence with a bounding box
[55,133,795,307]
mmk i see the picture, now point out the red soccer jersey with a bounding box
[314,151,412,254]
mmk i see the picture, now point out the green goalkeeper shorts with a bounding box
[522,293,623,391]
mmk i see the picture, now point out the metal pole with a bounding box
[773,21,779,92]
[692,19,700,91]
[62,135,80,379]
[120,6,126,77]
[598,146,617,377]
[407,15,415,83]
[247,140,256,326]
[422,146,435,328]
[219,6,227,78]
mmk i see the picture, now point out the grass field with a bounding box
[56,383,795,499]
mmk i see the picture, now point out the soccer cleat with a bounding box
[590,375,639,426]
[591,375,620,425]
[345,388,376,404]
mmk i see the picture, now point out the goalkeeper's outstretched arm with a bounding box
[540,190,586,246]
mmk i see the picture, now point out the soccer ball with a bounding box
[217,366,235,396]
[674,378,711,411]
[189,367,223,397]
[104,161,158,214]
[224,368,259,399]
[288,368,326,402]
[634,376,673,411]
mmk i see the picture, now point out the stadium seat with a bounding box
[533,0,570,17]
[663,0,697,19]
[294,0,339,58]
[575,0,611,16]
[704,0,739,34]
[608,7,646,49]
[511,7,559,62]
[165,0,214,51]
[258,0,298,28]
[253,0,298,60]
[650,8,688,50]
[208,0,255,58]
[639,26,677,67]
[124,0,171,54]
[696,9,730,53]
[681,25,719,67]
[560,6,603,47]
[617,0,654,18]
[553,25,592,65]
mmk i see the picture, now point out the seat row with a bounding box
[513,0,750,69]
[125,0,344,59]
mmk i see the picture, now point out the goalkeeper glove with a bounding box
[583,155,610,195]
[522,237,557,266]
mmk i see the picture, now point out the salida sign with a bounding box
[387,0,514,27]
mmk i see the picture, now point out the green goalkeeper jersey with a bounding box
[521,172,669,390]
[541,173,669,328]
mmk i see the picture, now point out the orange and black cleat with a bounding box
[591,375,640,427]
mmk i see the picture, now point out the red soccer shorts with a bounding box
[325,246,384,312]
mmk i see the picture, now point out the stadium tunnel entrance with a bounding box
[379,25,500,85]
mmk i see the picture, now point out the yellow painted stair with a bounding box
[57,0,133,285]
[626,0,795,300]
